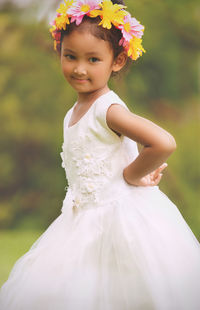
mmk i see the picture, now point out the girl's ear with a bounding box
[112,51,128,73]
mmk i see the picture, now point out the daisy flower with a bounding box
[118,14,144,41]
[68,0,101,26]
[57,0,74,15]
[90,0,128,29]
[126,37,146,61]
[49,24,56,35]
[54,0,74,28]
[55,14,70,30]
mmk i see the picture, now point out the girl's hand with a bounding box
[123,163,168,187]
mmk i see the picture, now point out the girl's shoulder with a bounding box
[94,90,130,129]
[62,91,130,133]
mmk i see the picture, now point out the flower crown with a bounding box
[49,0,146,61]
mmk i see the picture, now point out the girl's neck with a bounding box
[77,86,111,106]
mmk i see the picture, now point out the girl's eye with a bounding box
[65,54,75,60]
[89,57,100,63]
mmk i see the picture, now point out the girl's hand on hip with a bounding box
[123,163,168,187]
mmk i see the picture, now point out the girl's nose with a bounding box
[73,65,87,76]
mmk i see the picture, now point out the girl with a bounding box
[0,0,200,309]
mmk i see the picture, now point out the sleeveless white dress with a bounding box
[0,90,200,310]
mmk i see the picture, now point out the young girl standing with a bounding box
[0,0,200,309]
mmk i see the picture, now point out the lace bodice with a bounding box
[60,91,139,213]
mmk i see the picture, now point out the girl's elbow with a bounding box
[171,136,177,151]
[162,135,177,154]
[156,135,176,154]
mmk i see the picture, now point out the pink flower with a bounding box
[119,37,127,48]
[118,14,144,41]
[54,31,61,41]
[68,0,101,26]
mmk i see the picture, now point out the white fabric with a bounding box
[0,90,200,310]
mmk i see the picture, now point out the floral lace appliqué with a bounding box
[61,135,112,211]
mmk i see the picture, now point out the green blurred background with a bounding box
[0,0,200,285]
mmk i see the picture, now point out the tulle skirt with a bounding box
[0,183,200,310]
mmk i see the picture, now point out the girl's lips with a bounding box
[72,77,88,83]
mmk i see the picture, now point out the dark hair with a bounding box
[60,16,124,59]
[58,0,132,76]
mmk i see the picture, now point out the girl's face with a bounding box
[60,29,125,97]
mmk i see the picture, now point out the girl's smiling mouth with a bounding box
[72,77,89,83]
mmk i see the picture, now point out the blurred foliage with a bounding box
[0,1,199,239]
[0,230,42,286]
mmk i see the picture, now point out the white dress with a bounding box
[0,90,200,310]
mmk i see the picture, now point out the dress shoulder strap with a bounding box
[94,90,130,130]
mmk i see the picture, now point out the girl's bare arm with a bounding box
[106,104,176,186]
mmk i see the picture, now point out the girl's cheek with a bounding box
[62,63,70,74]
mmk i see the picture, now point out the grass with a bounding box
[0,229,42,287]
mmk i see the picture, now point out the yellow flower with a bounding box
[54,40,58,51]
[81,4,90,12]
[49,25,56,34]
[55,0,74,29]
[57,0,74,15]
[124,22,131,33]
[127,37,146,61]
[55,14,70,30]
[90,0,128,29]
